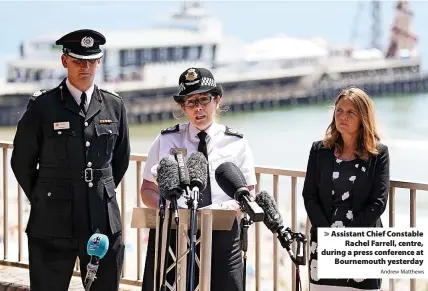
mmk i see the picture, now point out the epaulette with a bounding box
[100,88,121,98]
[225,126,243,138]
[161,124,180,135]
[32,89,47,98]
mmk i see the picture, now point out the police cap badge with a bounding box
[55,29,106,60]
[173,67,223,103]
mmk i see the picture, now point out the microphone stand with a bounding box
[187,186,199,291]
[84,256,100,291]
[155,196,166,291]
[240,213,252,291]
[276,227,307,291]
[160,199,177,291]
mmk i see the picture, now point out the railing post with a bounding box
[3,147,8,260]
[389,187,396,291]
[121,177,126,278]
[291,176,297,291]
[17,185,23,262]
[409,188,417,291]
[273,175,279,291]
[255,172,261,291]
[136,161,142,281]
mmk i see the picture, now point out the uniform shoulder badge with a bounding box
[100,88,121,98]
[32,90,47,98]
[161,124,180,135]
[225,126,243,138]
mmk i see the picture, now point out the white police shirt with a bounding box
[142,121,257,209]
[66,78,93,112]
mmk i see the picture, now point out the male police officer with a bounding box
[11,29,130,291]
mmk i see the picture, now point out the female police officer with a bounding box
[140,67,257,291]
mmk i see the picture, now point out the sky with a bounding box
[0,0,427,78]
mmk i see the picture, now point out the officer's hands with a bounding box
[218,200,242,218]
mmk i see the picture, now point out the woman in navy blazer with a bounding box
[302,87,390,291]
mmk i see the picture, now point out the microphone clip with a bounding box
[277,227,307,266]
[84,256,100,291]
[185,186,200,210]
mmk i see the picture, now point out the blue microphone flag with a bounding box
[86,233,109,259]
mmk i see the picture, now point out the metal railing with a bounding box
[1,140,428,291]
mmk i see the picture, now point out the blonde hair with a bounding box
[323,86,380,160]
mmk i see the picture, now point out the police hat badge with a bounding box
[173,67,223,103]
[55,29,106,60]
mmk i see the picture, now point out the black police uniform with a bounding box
[10,29,130,291]
[142,68,244,291]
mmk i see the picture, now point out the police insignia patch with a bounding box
[225,126,243,138]
[185,68,198,81]
[32,90,46,97]
[161,124,180,135]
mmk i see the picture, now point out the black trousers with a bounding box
[142,219,243,291]
[27,234,125,291]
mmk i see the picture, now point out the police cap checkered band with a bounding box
[173,67,223,103]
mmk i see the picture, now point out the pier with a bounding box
[0,71,427,126]
[0,141,427,291]
[125,72,428,124]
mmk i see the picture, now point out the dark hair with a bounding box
[323,86,380,160]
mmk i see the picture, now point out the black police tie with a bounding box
[197,131,212,208]
[80,92,87,115]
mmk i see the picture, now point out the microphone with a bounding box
[85,233,109,291]
[214,162,264,222]
[186,152,208,207]
[157,155,181,223]
[170,148,190,189]
[150,163,166,217]
[255,191,307,266]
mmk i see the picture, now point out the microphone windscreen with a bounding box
[254,191,284,232]
[157,156,180,194]
[186,152,208,190]
[214,161,247,199]
[87,233,109,259]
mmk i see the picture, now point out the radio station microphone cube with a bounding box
[85,233,109,290]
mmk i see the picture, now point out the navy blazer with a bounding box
[302,140,390,234]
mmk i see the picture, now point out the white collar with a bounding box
[65,78,94,105]
[188,121,221,141]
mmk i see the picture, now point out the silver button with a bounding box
[84,122,88,127]
[87,162,92,167]
[88,182,93,188]
[85,141,90,147]
[47,192,51,197]
[58,131,62,135]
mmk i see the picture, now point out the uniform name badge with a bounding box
[53,121,70,130]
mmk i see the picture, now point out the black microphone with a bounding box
[214,162,264,222]
[157,155,181,223]
[255,191,306,266]
[186,152,208,206]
